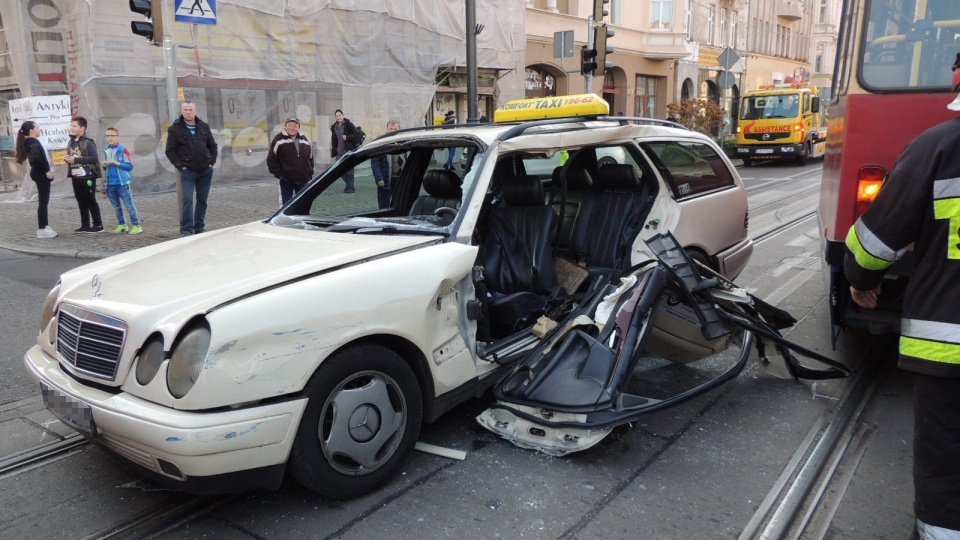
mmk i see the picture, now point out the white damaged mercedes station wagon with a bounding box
[25,95,848,499]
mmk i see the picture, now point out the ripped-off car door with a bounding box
[477,232,850,457]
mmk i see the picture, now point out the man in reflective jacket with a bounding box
[845,112,960,539]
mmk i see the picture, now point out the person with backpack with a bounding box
[102,127,142,234]
[330,109,361,193]
[64,116,104,234]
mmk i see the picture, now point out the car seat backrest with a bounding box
[568,164,651,274]
[410,169,462,215]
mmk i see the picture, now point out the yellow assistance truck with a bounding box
[734,82,827,167]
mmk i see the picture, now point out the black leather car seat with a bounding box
[567,164,651,279]
[409,169,462,215]
[481,175,560,335]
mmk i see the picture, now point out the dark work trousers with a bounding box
[279,177,306,206]
[913,373,960,531]
[32,177,51,229]
[70,176,102,228]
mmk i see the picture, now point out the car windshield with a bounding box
[269,140,482,235]
[739,94,800,119]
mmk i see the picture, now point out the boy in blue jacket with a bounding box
[102,127,142,234]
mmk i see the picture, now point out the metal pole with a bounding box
[466,0,478,123]
[161,0,183,227]
[585,16,595,94]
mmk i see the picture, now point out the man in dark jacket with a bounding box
[330,109,361,193]
[267,117,314,205]
[370,119,401,208]
[845,105,960,537]
[165,101,218,236]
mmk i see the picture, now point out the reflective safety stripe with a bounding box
[950,217,960,260]
[900,319,960,365]
[902,318,960,344]
[933,178,960,219]
[845,223,895,271]
[933,198,960,220]
[900,337,960,365]
[933,177,960,199]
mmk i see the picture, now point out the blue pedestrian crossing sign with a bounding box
[174,0,217,26]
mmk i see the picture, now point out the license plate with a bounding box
[41,382,97,438]
[755,149,774,154]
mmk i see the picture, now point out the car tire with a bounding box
[597,156,618,168]
[686,248,716,274]
[797,142,810,166]
[289,344,422,499]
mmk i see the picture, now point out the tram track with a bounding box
[738,335,897,540]
[0,432,87,478]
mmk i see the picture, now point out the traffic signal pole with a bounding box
[584,16,595,94]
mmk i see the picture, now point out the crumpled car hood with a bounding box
[57,222,439,315]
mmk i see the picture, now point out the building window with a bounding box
[611,0,623,25]
[635,75,659,117]
[720,8,727,47]
[524,67,556,99]
[819,0,828,23]
[731,12,738,50]
[685,0,693,40]
[651,0,674,30]
[708,5,716,45]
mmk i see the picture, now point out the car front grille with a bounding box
[56,304,127,381]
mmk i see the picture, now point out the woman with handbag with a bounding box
[64,116,104,234]
[14,121,57,238]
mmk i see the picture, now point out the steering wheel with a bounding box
[434,206,458,219]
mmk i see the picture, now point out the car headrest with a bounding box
[422,169,462,198]
[502,175,546,207]
[593,164,642,191]
[551,166,593,191]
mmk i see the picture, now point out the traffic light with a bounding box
[594,24,615,77]
[593,0,609,22]
[130,0,163,46]
[581,46,598,76]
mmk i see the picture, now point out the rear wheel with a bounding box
[289,344,422,499]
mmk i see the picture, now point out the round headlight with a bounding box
[167,326,211,399]
[40,281,61,332]
[135,339,166,386]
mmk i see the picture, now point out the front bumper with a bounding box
[24,344,307,492]
[736,143,802,159]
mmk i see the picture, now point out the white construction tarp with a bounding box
[0,0,525,200]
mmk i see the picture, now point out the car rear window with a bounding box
[641,141,735,200]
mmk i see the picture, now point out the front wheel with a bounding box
[797,142,811,166]
[289,344,422,499]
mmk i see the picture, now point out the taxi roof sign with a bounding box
[495,94,609,123]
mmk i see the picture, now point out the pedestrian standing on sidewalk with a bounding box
[102,127,142,235]
[267,117,314,205]
[165,101,218,236]
[844,102,960,538]
[370,119,401,208]
[442,110,457,170]
[64,116,104,234]
[14,120,57,238]
[329,109,361,193]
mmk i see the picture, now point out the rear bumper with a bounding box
[24,344,307,492]
[716,237,754,281]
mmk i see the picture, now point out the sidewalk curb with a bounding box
[0,239,113,260]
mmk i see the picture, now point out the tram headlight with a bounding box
[135,338,166,386]
[167,326,211,398]
[40,281,61,332]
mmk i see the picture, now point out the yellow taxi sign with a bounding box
[494,94,609,123]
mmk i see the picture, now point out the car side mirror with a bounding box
[811,97,821,114]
